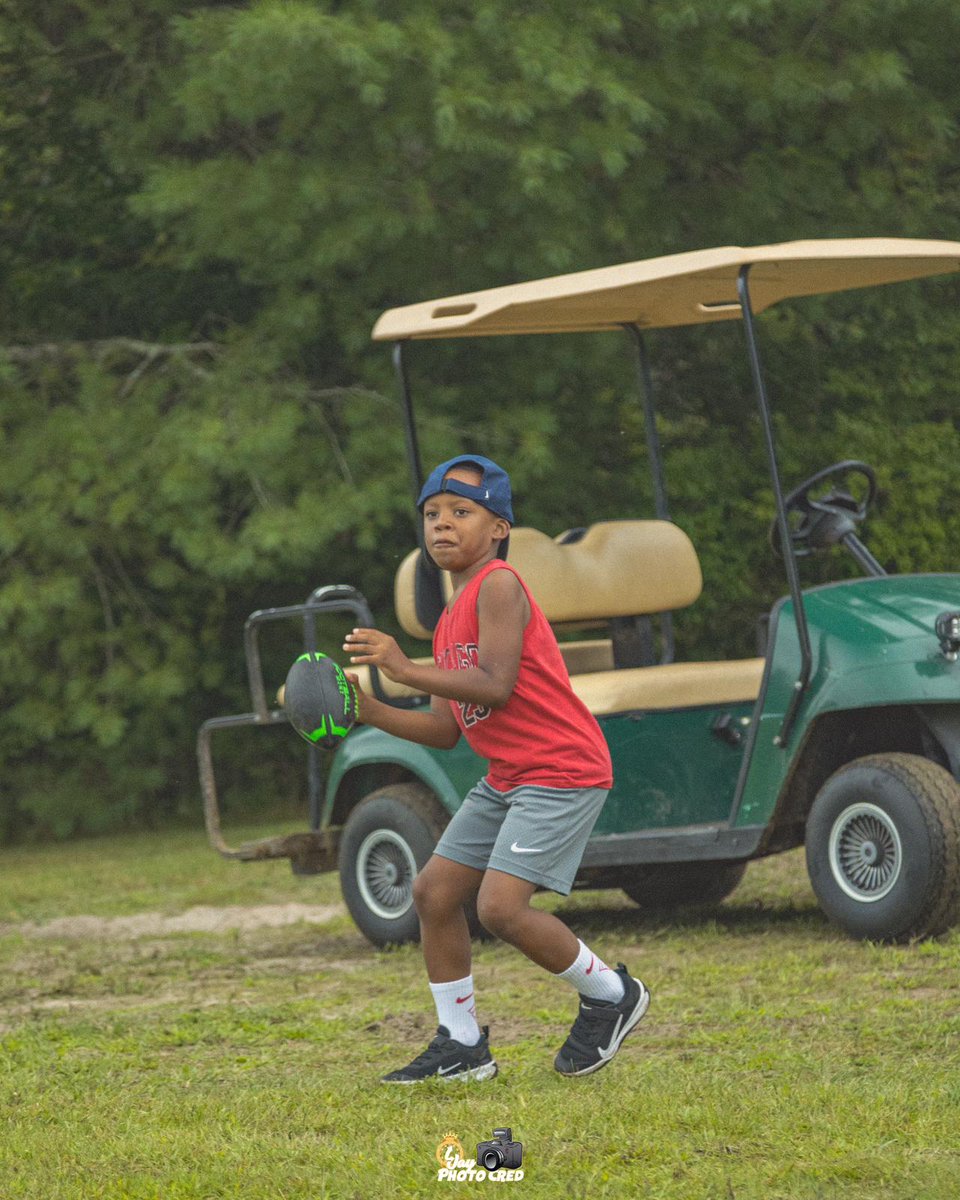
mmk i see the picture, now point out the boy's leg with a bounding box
[414,855,485,1043]
[412,854,483,981]
[476,867,649,1077]
[475,869,578,971]
[476,870,620,995]
[411,781,511,1037]
[380,853,496,1085]
[477,783,613,976]
[479,784,651,1077]
[383,783,512,1084]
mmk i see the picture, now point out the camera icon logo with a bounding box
[476,1128,523,1171]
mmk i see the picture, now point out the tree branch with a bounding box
[3,338,221,393]
[2,338,220,364]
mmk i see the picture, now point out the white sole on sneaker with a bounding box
[441,1060,499,1083]
[562,983,651,1078]
[381,1059,499,1085]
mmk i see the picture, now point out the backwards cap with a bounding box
[417,455,513,562]
[417,455,514,525]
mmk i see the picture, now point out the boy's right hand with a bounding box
[343,628,413,685]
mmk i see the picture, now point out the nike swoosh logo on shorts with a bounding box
[510,841,544,854]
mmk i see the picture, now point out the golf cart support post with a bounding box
[736,265,812,748]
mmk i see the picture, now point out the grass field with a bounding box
[1,822,959,1199]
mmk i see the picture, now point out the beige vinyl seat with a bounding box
[354,520,764,716]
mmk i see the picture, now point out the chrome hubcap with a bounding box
[828,802,902,902]
[356,829,417,920]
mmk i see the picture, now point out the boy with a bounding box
[343,455,650,1082]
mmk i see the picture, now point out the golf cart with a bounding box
[198,238,960,946]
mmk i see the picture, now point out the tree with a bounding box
[0,0,257,341]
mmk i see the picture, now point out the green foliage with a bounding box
[0,0,257,340]
[2,0,960,836]
[0,343,416,837]
[121,0,960,359]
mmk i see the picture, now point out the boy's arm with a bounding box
[346,676,462,750]
[344,569,529,710]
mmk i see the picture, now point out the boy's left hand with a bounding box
[343,628,413,684]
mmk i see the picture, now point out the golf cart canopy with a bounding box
[371,238,960,340]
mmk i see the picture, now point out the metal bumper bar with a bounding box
[196,584,370,873]
[197,709,340,874]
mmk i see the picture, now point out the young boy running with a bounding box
[343,455,650,1082]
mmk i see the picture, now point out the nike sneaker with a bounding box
[554,965,650,1077]
[380,1025,498,1084]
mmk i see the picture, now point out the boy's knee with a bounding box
[412,870,439,917]
[412,867,466,919]
[475,892,524,942]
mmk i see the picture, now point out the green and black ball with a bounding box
[282,652,358,750]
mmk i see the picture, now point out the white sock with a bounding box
[429,975,481,1045]
[556,940,625,1003]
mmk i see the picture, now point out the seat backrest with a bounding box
[395,520,702,637]
[507,521,701,624]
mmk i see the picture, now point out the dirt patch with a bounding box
[5,902,345,941]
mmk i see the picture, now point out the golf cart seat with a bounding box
[355,520,764,715]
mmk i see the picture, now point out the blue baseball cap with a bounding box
[417,455,514,524]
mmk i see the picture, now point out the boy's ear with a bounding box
[492,517,510,543]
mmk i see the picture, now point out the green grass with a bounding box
[0,821,317,922]
[1,825,959,1198]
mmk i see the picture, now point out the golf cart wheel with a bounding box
[805,753,960,942]
[621,860,747,910]
[339,783,448,947]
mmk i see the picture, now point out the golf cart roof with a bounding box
[372,238,960,340]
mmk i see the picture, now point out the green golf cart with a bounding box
[198,238,960,946]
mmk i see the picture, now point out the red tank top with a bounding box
[432,560,613,791]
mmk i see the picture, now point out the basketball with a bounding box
[282,652,358,749]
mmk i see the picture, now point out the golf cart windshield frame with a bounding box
[379,238,960,747]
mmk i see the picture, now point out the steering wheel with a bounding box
[770,460,877,559]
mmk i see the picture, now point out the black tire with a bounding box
[805,753,960,942]
[339,783,447,947]
[621,860,747,910]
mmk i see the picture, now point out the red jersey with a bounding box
[432,560,613,791]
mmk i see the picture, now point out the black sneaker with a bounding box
[554,965,650,1077]
[380,1025,498,1085]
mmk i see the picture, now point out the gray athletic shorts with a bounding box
[433,778,609,895]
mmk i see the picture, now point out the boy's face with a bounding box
[422,466,510,574]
